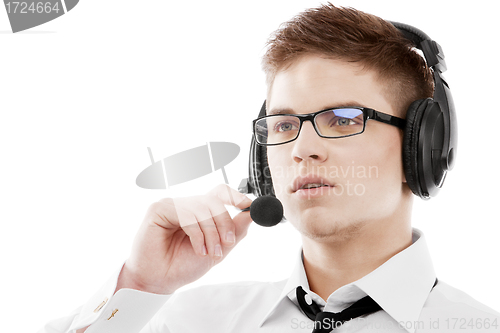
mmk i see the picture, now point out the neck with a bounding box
[301,200,413,302]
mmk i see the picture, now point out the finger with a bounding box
[207,198,236,247]
[148,198,180,229]
[196,208,223,260]
[206,191,247,247]
[200,194,251,260]
[175,204,208,257]
[214,210,253,260]
[208,184,252,210]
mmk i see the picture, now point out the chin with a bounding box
[285,205,366,242]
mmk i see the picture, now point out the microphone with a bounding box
[241,196,284,227]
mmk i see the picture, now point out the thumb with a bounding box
[209,184,252,209]
[232,209,253,243]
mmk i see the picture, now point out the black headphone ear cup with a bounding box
[403,98,431,198]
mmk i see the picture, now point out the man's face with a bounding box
[267,55,410,241]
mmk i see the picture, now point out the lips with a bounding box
[291,175,334,193]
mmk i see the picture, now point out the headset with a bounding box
[239,21,457,200]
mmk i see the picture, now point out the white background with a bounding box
[0,1,498,332]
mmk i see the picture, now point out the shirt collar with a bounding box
[258,228,436,333]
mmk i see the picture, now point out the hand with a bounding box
[116,184,253,295]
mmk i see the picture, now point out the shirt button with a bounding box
[93,297,108,313]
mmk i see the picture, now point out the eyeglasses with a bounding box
[252,106,406,146]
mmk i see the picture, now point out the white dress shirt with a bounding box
[39,228,500,333]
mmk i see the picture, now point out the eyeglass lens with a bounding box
[255,108,364,145]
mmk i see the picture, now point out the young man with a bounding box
[41,4,499,333]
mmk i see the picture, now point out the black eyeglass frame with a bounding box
[252,106,407,146]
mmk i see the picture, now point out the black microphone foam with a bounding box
[249,196,283,227]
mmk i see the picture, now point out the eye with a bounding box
[274,121,299,132]
[331,117,358,127]
[279,123,292,131]
[337,118,354,126]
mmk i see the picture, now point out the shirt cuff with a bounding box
[69,262,172,333]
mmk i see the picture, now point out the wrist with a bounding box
[115,263,176,295]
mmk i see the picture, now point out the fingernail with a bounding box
[226,231,235,244]
[202,245,208,256]
[214,244,223,257]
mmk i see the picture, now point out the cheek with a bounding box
[361,129,404,188]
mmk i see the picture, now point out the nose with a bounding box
[291,121,328,164]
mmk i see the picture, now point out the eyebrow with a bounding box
[267,101,369,115]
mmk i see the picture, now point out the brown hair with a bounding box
[262,4,434,116]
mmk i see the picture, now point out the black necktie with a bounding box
[296,286,382,333]
[296,278,438,333]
